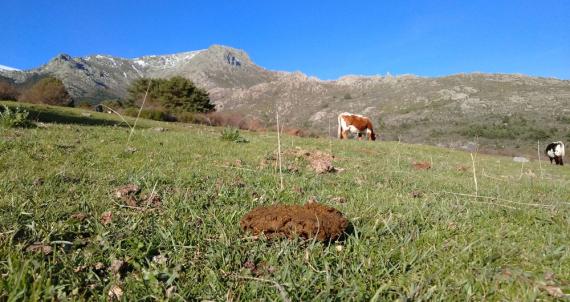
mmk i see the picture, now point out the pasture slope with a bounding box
[1,102,570,300]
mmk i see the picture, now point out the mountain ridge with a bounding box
[1,45,569,154]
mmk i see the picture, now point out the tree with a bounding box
[19,77,73,106]
[127,77,215,113]
[0,80,18,101]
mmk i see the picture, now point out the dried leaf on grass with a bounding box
[109,259,126,275]
[25,243,52,255]
[412,161,431,170]
[331,196,347,204]
[100,211,113,225]
[112,184,162,209]
[70,212,88,221]
[541,285,568,298]
[108,285,124,301]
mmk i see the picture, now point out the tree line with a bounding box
[0,76,216,121]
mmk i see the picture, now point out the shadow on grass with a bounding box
[26,107,128,127]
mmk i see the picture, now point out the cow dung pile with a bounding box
[240,202,348,241]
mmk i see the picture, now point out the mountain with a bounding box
[0,64,20,71]
[2,45,570,154]
[0,45,279,103]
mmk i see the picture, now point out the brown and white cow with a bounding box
[338,112,376,141]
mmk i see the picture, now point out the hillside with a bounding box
[2,45,569,154]
[1,103,570,300]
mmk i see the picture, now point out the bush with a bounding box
[0,81,19,101]
[220,127,249,143]
[123,108,175,122]
[127,77,215,113]
[206,112,265,131]
[0,105,33,129]
[176,112,210,124]
[19,77,73,106]
[77,101,92,109]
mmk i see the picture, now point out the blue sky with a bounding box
[1,0,568,79]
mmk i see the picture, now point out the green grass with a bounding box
[1,102,570,300]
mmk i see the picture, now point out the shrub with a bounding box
[77,101,92,109]
[220,127,249,143]
[95,99,124,113]
[127,77,215,113]
[19,77,73,106]
[0,105,33,129]
[206,112,265,131]
[176,112,210,124]
[123,108,175,122]
[0,81,19,101]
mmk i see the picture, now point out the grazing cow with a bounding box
[337,112,376,141]
[545,141,565,166]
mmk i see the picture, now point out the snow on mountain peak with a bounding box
[133,50,204,69]
[0,64,21,71]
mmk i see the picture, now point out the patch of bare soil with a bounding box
[240,202,348,241]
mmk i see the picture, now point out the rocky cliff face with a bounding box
[0,45,279,103]
[2,45,570,151]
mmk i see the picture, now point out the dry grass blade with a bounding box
[127,81,151,145]
[276,106,284,191]
[470,153,478,197]
[99,104,132,129]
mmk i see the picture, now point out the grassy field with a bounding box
[1,102,570,300]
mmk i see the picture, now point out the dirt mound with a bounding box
[240,202,348,241]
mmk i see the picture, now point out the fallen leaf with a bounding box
[94,262,106,270]
[307,196,318,204]
[108,285,123,301]
[109,259,126,275]
[331,196,347,203]
[143,193,162,208]
[412,161,431,170]
[166,286,177,298]
[70,212,88,221]
[100,211,113,225]
[74,265,88,273]
[152,254,168,265]
[542,285,568,298]
[25,243,52,255]
[113,184,140,200]
[243,260,256,272]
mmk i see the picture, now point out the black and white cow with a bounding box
[545,141,565,166]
